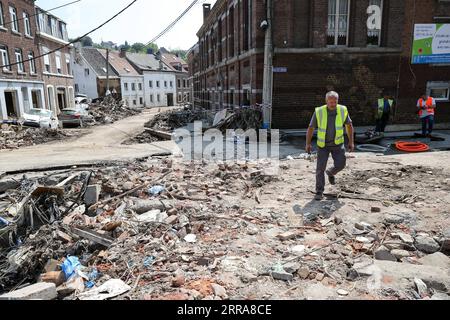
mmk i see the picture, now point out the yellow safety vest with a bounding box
[316,105,349,148]
[377,99,394,119]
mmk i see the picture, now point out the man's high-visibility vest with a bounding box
[377,99,394,119]
[418,97,435,117]
[316,105,349,148]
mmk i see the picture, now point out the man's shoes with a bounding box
[326,170,336,185]
[314,193,324,201]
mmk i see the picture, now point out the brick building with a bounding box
[35,6,75,114]
[192,0,450,129]
[0,0,45,120]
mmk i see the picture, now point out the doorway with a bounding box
[57,88,67,112]
[31,90,42,109]
[167,93,174,107]
[4,91,18,118]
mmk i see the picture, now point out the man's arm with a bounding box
[306,126,315,154]
[306,112,317,153]
[346,123,355,152]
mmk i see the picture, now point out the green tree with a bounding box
[144,43,159,54]
[120,41,131,52]
[131,42,146,53]
[80,36,94,47]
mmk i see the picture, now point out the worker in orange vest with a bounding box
[417,94,436,137]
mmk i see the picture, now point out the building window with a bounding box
[131,83,136,91]
[139,97,143,105]
[170,81,173,88]
[28,51,36,74]
[178,93,182,102]
[367,0,383,46]
[0,45,10,71]
[327,0,350,46]
[150,94,153,102]
[0,3,4,27]
[427,81,450,102]
[164,81,167,88]
[9,6,19,32]
[15,49,24,72]
[66,54,71,75]
[44,50,51,73]
[156,81,160,88]
[149,80,153,88]
[51,18,57,36]
[75,84,79,93]
[157,94,160,102]
[133,100,137,106]
[124,83,128,91]
[23,12,31,36]
[138,83,142,91]
[55,52,62,74]
[178,79,181,88]
[84,68,89,76]
[59,22,67,40]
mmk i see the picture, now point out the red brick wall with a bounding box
[0,0,43,81]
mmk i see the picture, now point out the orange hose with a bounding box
[395,141,430,153]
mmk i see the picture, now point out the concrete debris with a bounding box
[0,282,57,300]
[414,278,428,298]
[414,236,440,254]
[1,126,85,150]
[0,153,449,300]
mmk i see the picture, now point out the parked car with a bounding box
[59,108,90,128]
[20,109,59,129]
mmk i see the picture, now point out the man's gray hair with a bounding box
[326,91,339,101]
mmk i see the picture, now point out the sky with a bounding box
[35,0,217,50]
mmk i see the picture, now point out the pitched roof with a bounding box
[157,52,188,73]
[81,47,118,78]
[126,52,172,72]
[97,49,140,77]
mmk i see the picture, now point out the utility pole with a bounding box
[106,49,110,96]
[262,0,273,129]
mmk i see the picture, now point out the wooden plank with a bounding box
[72,227,114,247]
[144,128,172,140]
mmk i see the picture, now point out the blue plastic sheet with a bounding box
[61,256,82,280]
[148,185,165,196]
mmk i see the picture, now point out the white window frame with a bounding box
[149,80,153,88]
[23,12,31,36]
[51,18,57,36]
[124,83,129,91]
[367,0,383,46]
[9,6,18,32]
[38,12,45,32]
[65,54,71,75]
[327,0,351,47]
[138,83,142,91]
[55,52,62,74]
[0,3,5,27]
[84,68,90,76]
[0,45,10,71]
[15,49,24,73]
[427,81,450,102]
[43,47,50,73]
[131,83,136,91]
[28,51,36,74]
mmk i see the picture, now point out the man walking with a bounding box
[375,93,394,134]
[417,94,436,137]
[306,91,355,201]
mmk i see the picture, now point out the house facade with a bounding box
[35,6,75,114]
[72,46,121,100]
[157,48,191,105]
[126,52,176,107]
[193,0,450,129]
[0,0,45,120]
[99,49,144,107]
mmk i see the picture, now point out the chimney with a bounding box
[203,3,211,22]
[120,47,127,58]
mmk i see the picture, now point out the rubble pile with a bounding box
[0,126,86,150]
[87,96,142,125]
[1,155,449,300]
[144,108,206,132]
[213,108,263,132]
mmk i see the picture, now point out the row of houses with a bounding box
[188,0,450,129]
[72,47,191,108]
[0,0,74,120]
[0,0,192,121]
